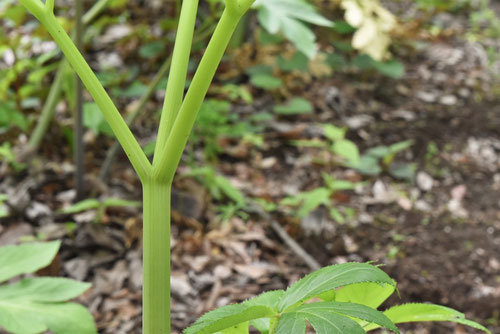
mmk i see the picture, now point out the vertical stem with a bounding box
[153,8,243,183]
[142,181,171,334]
[153,0,198,165]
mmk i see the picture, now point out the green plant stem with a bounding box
[98,55,172,180]
[27,0,112,153]
[153,7,246,183]
[142,181,171,334]
[153,0,199,164]
[29,6,151,181]
[268,316,279,334]
[28,64,64,149]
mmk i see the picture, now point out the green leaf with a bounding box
[0,301,97,334]
[365,304,490,333]
[139,41,165,59]
[388,140,413,155]
[245,290,284,310]
[352,155,381,175]
[332,139,360,165]
[254,0,332,58]
[59,199,101,214]
[372,60,405,79]
[218,321,249,334]
[274,312,306,334]
[0,241,60,283]
[278,263,395,312]
[0,277,90,302]
[274,98,313,115]
[297,188,331,218]
[280,302,400,334]
[334,282,395,309]
[250,74,283,90]
[276,52,309,72]
[323,124,346,141]
[83,102,104,134]
[389,163,416,181]
[184,304,276,334]
[101,198,141,208]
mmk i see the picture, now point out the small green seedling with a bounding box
[59,197,141,223]
[184,262,489,334]
[280,172,360,223]
[0,194,9,218]
[0,241,96,334]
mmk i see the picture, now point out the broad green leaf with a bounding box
[278,302,399,334]
[372,60,405,79]
[184,304,276,334]
[0,277,90,302]
[245,290,284,310]
[352,155,381,175]
[250,74,283,90]
[365,304,490,333]
[278,263,395,312]
[329,207,345,223]
[323,124,346,141]
[334,282,395,309]
[388,140,413,155]
[59,199,100,214]
[274,312,306,334]
[218,321,249,334]
[0,241,60,283]
[365,146,389,158]
[332,139,360,165]
[389,163,416,181]
[276,53,309,72]
[0,301,97,334]
[254,0,332,58]
[274,98,313,115]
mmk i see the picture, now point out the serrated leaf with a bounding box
[305,302,399,333]
[365,303,490,333]
[334,282,395,309]
[83,102,104,134]
[0,301,97,334]
[218,321,249,333]
[254,0,332,58]
[275,312,307,334]
[0,241,60,283]
[184,304,276,334]
[245,290,284,310]
[278,263,395,312]
[276,308,365,334]
[0,277,90,302]
[276,301,399,334]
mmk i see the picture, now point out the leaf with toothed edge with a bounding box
[278,263,395,312]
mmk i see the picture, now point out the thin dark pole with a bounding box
[74,0,85,199]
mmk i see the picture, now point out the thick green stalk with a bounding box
[27,6,151,181]
[142,181,171,334]
[153,7,246,183]
[153,0,198,165]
